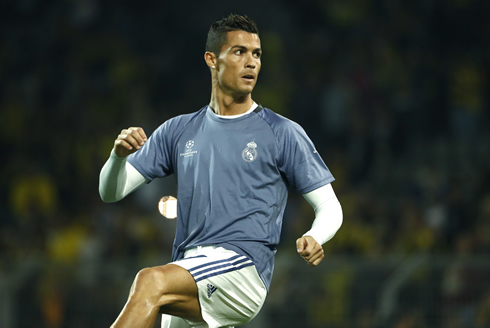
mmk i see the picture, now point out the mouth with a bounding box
[241,74,255,82]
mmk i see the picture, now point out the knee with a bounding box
[132,267,166,299]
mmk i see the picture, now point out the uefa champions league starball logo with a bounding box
[180,140,197,158]
[242,141,258,162]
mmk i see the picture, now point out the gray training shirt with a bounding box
[128,105,334,290]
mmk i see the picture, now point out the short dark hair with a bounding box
[205,14,259,56]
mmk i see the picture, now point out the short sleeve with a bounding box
[277,121,334,193]
[127,121,174,181]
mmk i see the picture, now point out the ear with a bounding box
[204,51,217,70]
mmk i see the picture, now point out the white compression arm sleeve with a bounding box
[99,150,148,203]
[302,183,343,245]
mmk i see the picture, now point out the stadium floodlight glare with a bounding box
[158,196,177,219]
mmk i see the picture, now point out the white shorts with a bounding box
[161,246,267,328]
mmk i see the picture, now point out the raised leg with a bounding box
[111,264,203,328]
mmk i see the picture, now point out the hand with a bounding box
[114,127,148,158]
[296,236,324,266]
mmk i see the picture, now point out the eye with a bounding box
[235,49,243,55]
[254,52,261,58]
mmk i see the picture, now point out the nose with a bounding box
[245,54,257,69]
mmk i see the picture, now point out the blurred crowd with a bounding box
[1,0,489,327]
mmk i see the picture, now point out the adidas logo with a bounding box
[207,283,218,298]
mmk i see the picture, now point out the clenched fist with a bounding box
[296,236,324,266]
[114,127,148,158]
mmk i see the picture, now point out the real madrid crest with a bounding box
[242,141,258,162]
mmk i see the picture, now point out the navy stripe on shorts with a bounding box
[188,254,255,283]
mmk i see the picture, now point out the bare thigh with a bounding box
[139,263,203,322]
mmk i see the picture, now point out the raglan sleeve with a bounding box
[127,120,174,182]
[277,121,335,194]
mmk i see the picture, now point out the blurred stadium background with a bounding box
[1,0,490,327]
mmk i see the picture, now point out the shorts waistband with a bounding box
[184,245,222,257]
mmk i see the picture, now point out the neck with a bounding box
[209,85,254,116]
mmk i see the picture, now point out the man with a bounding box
[99,14,342,328]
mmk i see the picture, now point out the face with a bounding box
[214,30,262,97]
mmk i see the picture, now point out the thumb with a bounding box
[296,237,307,253]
